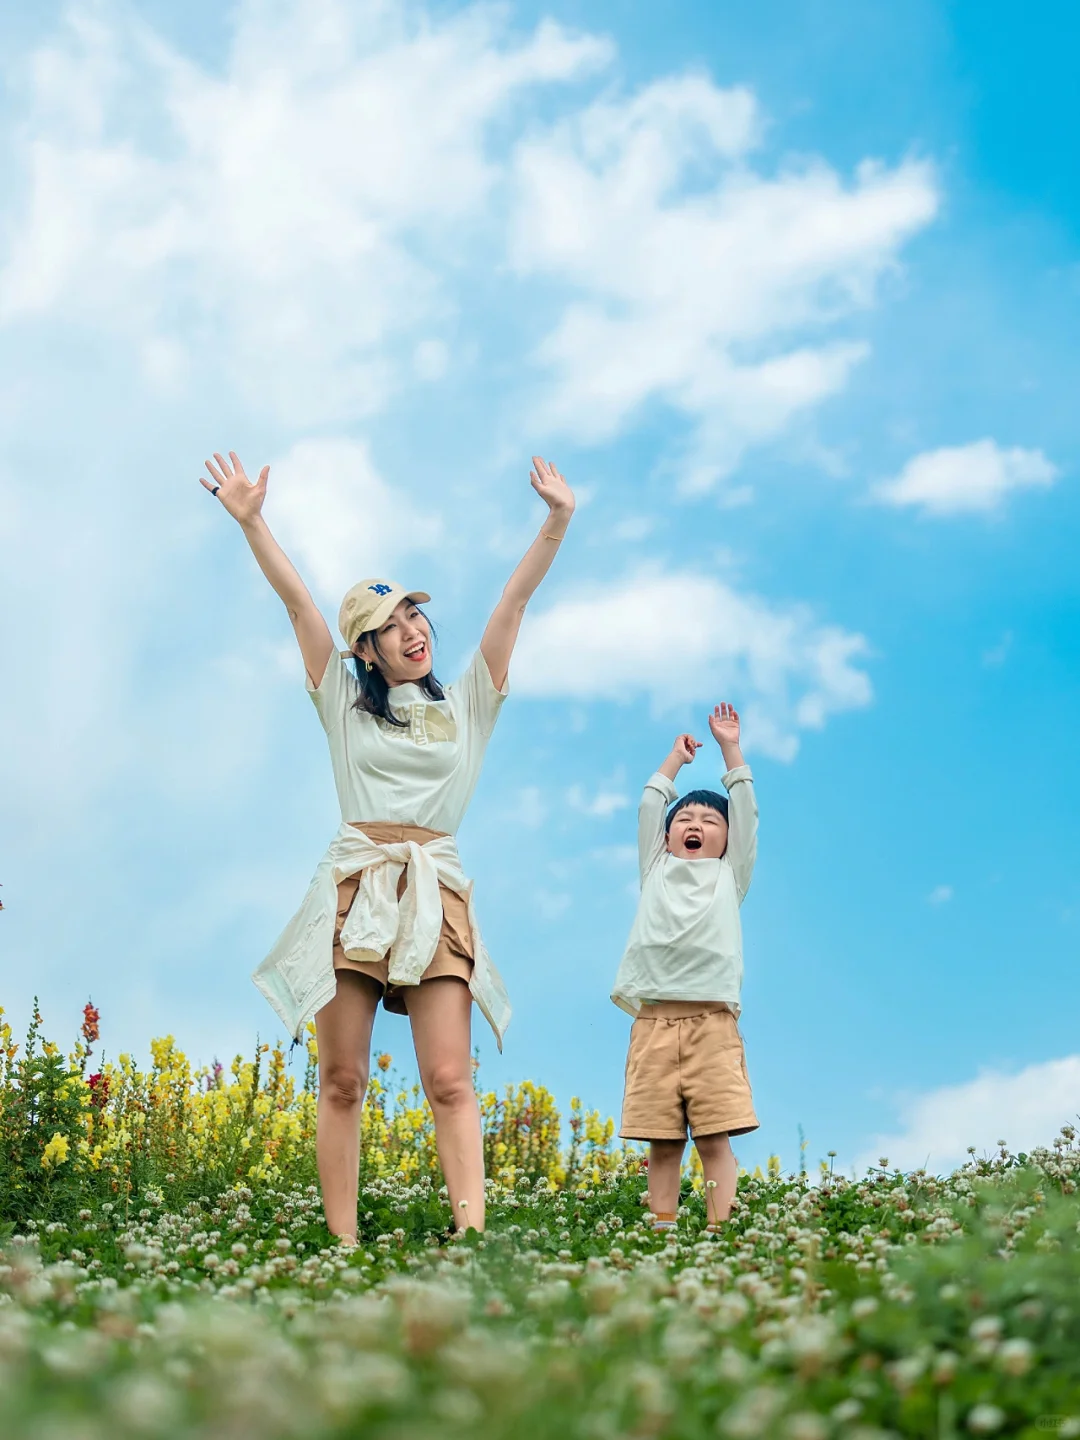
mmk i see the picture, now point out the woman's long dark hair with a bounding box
[350,607,445,726]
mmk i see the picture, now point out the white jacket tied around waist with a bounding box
[252,824,511,1048]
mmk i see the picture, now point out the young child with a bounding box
[612,703,759,1234]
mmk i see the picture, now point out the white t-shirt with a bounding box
[611,765,758,1018]
[307,649,508,832]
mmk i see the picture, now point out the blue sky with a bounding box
[1,0,1077,1177]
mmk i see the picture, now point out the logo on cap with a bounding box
[368,583,392,596]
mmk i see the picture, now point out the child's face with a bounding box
[667,803,729,860]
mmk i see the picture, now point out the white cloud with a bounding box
[566,784,631,818]
[0,0,610,424]
[927,884,953,905]
[412,339,450,382]
[266,437,442,605]
[510,77,938,491]
[873,440,1060,516]
[514,569,872,760]
[853,1056,1080,1175]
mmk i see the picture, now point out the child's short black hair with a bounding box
[665,789,729,833]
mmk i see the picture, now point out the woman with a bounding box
[200,450,574,1241]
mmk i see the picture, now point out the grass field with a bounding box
[2,1002,1079,1438]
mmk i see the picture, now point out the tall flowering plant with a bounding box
[0,1002,92,1223]
[0,1002,631,1228]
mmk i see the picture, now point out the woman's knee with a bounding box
[320,1060,368,1110]
[422,1062,475,1111]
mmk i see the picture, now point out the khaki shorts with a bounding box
[333,822,473,1014]
[619,1001,759,1141]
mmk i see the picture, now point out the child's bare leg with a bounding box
[647,1138,686,1221]
[693,1131,737,1225]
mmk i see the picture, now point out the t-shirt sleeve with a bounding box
[450,650,509,738]
[722,764,758,902]
[305,650,357,733]
[639,772,677,884]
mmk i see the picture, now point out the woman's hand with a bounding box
[200,452,268,527]
[530,456,575,519]
[198,449,333,688]
[479,456,575,691]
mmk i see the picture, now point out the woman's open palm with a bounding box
[200,452,268,526]
[529,456,575,515]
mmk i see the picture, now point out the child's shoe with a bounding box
[650,1211,678,1234]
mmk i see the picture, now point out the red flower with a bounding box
[82,1001,101,1046]
[88,1072,109,1109]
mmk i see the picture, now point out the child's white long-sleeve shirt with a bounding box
[610,764,757,1018]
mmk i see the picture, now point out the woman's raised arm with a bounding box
[479,456,575,691]
[201,451,334,688]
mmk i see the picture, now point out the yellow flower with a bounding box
[42,1132,70,1168]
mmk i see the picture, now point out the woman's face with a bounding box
[356,600,433,686]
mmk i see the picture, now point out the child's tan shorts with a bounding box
[332,822,473,1014]
[619,1001,759,1141]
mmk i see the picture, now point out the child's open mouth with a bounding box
[684,836,703,851]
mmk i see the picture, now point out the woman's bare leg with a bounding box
[314,971,381,1240]
[405,978,485,1232]
[647,1138,686,1219]
[693,1131,738,1224]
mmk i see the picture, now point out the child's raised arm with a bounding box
[709,704,758,901]
[639,734,700,882]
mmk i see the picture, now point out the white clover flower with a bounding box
[969,1314,1003,1343]
[784,1413,829,1440]
[932,1350,959,1384]
[967,1403,1006,1434]
[716,1345,753,1383]
[830,1398,862,1423]
[722,1385,785,1439]
[995,1336,1034,1376]
[887,1353,926,1392]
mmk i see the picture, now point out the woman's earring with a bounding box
[364,660,373,673]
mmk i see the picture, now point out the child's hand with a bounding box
[659,732,702,781]
[671,733,702,766]
[708,704,740,747]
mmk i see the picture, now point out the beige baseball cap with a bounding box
[338,579,432,652]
